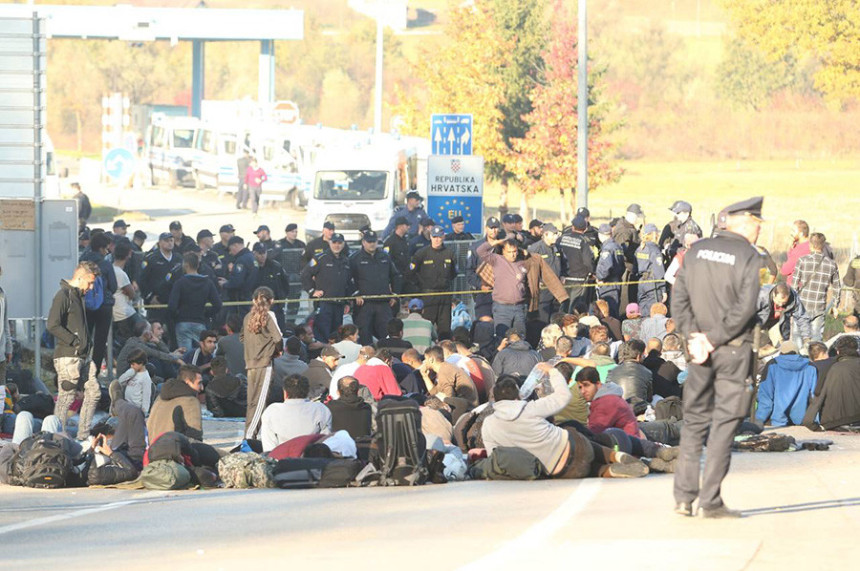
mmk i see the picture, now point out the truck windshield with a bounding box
[173,129,195,148]
[315,170,388,200]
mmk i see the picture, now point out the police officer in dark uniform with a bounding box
[383,216,411,293]
[131,229,147,253]
[212,224,235,279]
[196,229,223,281]
[523,219,543,248]
[382,190,427,239]
[557,215,595,313]
[466,217,502,318]
[613,203,644,310]
[444,215,474,241]
[660,201,703,265]
[594,223,626,319]
[576,207,601,253]
[408,218,435,256]
[412,225,458,337]
[140,232,183,332]
[252,242,290,332]
[527,223,563,322]
[671,196,765,518]
[220,236,256,318]
[302,233,352,342]
[350,231,398,345]
[253,224,281,261]
[303,221,351,265]
[277,223,306,253]
[635,223,667,317]
[169,220,196,255]
[501,214,526,244]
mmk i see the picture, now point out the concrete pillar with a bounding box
[259,39,275,104]
[191,39,205,118]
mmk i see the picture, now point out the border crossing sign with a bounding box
[427,155,484,235]
[431,114,472,155]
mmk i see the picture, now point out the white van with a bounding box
[146,115,199,188]
[191,124,248,192]
[304,140,424,242]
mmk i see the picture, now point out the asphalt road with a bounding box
[1,425,858,570]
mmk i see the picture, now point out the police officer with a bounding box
[523,219,543,248]
[557,215,595,313]
[660,201,703,264]
[169,220,196,255]
[445,215,474,241]
[303,221,351,264]
[671,196,765,518]
[212,224,235,279]
[196,229,223,281]
[219,236,256,318]
[408,218,435,256]
[613,203,644,309]
[253,224,281,261]
[576,207,601,256]
[301,233,352,342]
[383,216,411,293]
[140,232,183,330]
[252,242,290,332]
[277,223,306,253]
[412,225,458,337]
[501,214,526,244]
[466,217,502,319]
[383,190,427,239]
[594,223,626,319]
[350,231,398,345]
[185,243,218,288]
[634,223,667,317]
[528,223,563,322]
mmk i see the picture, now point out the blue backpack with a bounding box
[84,276,105,310]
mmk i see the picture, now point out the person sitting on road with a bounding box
[272,336,310,395]
[332,324,362,365]
[605,339,653,402]
[115,320,184,379]
[419,345,479,409]
[325,376,373,439]
[147,365,204,442]
[481,363,649,479]
[492,329,541,379]
[205,357,248,418]
[638,302,669,342]
[803,336,860,431]
[375,318,414,359]
[354,348,402,400]
[621,303,644,341]
[260,374,332,452]
[755,341,817,427]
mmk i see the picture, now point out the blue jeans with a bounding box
[176,322,207,353]
[492,302,527,338]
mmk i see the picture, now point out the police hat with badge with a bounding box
[716,196,764,230]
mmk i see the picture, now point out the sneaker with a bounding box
[656,446,680,462]
[648,457,676,473]
[674,502,693,516]
[700,505,743,519]
[614,451,640,465]
[606,461,649,478]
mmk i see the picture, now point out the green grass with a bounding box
[483,159,860,262]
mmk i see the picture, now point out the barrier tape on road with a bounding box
[141,278,667,310]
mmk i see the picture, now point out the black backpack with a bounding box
[13,393,55,420]
[376,398,427,486]
[10,432,74,489]
[654,396,684,421]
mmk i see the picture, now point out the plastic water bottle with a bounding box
[519,365,545,399]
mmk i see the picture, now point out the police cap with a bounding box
[362,230,379,242]
[330,233,345,243]
[227,236,244,247]
[722,196,764,220]
[430,226,445,238]
[626,204,644,216]
[113,219,130,229]
[196,229,214,241]
[529,219,543,229]
[576,207,590,218]
[323,221,336,231]
[169,220,182,230]
[501,213,516,224]
[395,216,410,227]
[219,224,235,234]
[251,243,267,254]
[597,223,612,234]
[420,218,436,227]
[643,223,659,234]
[486,217,501,229]
[670,200,692,214]
[285,223,298,232]
[158,232,173,241]
[406,191,422,201]
[451,215,464,224]
[253,225,270,234]
[572,216,587,231]
[79,229,90,241]
[542,223,559,234]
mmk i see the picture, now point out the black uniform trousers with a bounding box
[356,300,392,345]
[674,343,753,510]
[423,291,451,338]
[564,277,593,314]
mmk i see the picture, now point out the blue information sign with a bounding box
[103,148,135,182]
[431,114,472,155]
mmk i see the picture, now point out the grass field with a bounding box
[483,159,860,264]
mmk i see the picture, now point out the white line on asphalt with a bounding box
[459,479,603,570]
[0,492,166,537]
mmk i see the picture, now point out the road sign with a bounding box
[273,100,300,124]
[431,114,472,155]
[104,148,135,182]
[427,155,484,235]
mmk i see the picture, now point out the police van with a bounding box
[145,115,199,188]
[304,137,427,243]
[191,123,248,192]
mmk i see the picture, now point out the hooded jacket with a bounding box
[755,354,816,427]
[47,279,90,359]
[492,340,541,378]
[756,285,811,342]
[168,273,223,324]
[481,369,572,473]
[110,397,147,465]
[326,394,373,439]
[605,361,653,402]
[802,355,860,430]
[147,378,203,441]
[587,382,640,437]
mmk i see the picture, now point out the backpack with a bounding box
[376,398,427,486]
[84,275,105,310]
[654,396,684,421]
[469,447,544,481]
[9,432,74,489]
[272,457,332,489]
[318,458,364,488]
[13,393,56,420]
[217,452,276,489]
[140,459,192,490]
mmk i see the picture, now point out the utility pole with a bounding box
[577,0,588,210]
[374,15,383,133]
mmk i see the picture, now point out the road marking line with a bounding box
[0,492,166,536]
[459,479,603,570]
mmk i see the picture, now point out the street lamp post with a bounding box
[576,0,588,210]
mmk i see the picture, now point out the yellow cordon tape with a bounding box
[142,279,666,310]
